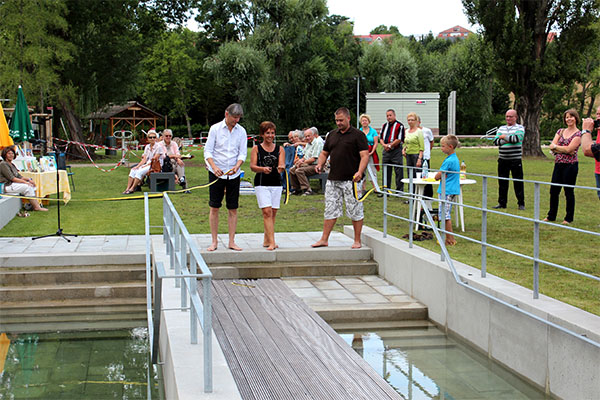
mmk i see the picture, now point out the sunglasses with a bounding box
[148,136,157,139]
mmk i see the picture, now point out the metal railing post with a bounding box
[481,176,487,278]
[440,172,446,262]
[190,252,197,343]
[408,169,414,248]
[152,262,163,365]
[383,163,388,238]
[203,276,213,393]
[533,182,540,299]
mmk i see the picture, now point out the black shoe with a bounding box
[492,204,506,209]
[377,193,384,198]
[291,189,302,195]
[518,205,525,210]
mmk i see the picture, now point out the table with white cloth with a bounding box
[21,170,71,204]
[401,173,476,232]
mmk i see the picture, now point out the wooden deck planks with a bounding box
[207,278,402,400]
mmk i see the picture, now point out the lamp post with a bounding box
[354,76,365,128]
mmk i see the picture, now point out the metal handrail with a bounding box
[144,192,213,393]
[376,164,600,349]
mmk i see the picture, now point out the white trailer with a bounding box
[366,92,440,135]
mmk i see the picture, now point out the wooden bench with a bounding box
[308,172,328,192]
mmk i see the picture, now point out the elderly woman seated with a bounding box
[0,146,48,211]
[122,130,165,194]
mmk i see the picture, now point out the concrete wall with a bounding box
[0,196,21,230]
[346,225,600,399]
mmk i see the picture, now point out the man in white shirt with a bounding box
[289,127,324,195]
[204,103,248,251]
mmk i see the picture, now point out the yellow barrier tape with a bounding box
[232,281,256,288]
[0,169,240,203]
[352,181,394,202]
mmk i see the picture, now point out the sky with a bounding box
[325,0,476,36]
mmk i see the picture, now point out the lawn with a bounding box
[1,145,598,315]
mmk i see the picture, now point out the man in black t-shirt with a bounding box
[312,107,369,249]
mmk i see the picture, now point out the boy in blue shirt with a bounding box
[435,135,460,246]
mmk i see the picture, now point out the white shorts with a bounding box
[129,165,150,180]
[5,182,35,197]
[255,186,282,209]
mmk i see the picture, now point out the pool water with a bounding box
[336,323,549,399]
[0,328,162,400]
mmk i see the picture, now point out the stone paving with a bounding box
[0,231,355,255]
[283,275,427,321]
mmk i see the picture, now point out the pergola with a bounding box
[86,101,165,137]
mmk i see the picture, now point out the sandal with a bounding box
[17,211,30,218]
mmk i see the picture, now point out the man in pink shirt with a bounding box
[159,129,187,190]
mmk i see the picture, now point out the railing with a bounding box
[144,193,214,393]
[373,164,600,349]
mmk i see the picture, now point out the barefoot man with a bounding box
[204,103,247,251]
[312,107,369,249]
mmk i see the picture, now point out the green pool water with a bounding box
[337,324,549,399]
[0,328,162,400]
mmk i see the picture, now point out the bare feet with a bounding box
[445,240,457,246]
[561,220,570,225]
[311,240,328,248]
[207,243,218,251]
[228,243,242,251]
[351,241,362,249]
[34,207,49,212]
[266,244,279,251]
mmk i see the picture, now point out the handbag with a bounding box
[150,158,161,173]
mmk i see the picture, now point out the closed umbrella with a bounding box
[9,86,34,143]
[0,102,13,148]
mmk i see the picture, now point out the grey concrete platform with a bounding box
[284,276,427,322]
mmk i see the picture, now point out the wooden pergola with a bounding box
[86,101,165,136]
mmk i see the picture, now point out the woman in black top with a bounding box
[250,121,285,250]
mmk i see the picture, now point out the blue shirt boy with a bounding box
[437,152,460,195]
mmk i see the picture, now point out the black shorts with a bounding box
[208,171,240,209]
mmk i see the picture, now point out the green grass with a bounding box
[2,146,598,315]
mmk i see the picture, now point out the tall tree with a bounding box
[141,29,201,137]
[0,0,73,110]
[463,0,599,156]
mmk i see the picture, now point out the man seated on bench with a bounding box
[159,129,188,190]
[290,127,324,195]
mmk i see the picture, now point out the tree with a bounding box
[0,0,73,110]
[370,25,400,35]
[141,29,201,137]
[463,0,599,156]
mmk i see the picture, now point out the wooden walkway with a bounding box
[207,279,401,400]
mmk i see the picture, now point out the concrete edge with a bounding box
[0,252,146,267]
[346,225,600,398]
[199,246,372,264]
[153,237,242,400]
[0,197,21,230]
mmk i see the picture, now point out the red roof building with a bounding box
[354,34,394,45]
[437,25,473,41]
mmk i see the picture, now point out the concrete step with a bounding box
[284,276,427,323]
[0,297,146,310]
[0,302,145,318]
[0,282,145,302]
[0,265,146,286]
[313,302,428,323]
[330,320,436,331]
[209,260,378,279]
[0,310,146,324]
[2,319,146,334]
[201,246,373,264]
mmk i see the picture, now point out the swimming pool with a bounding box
[0,328,162,399]
[335,321,548,399]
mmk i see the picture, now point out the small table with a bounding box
[401,173,476,232]
[21,170,71,204]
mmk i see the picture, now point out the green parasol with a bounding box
[9,86,35,143]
